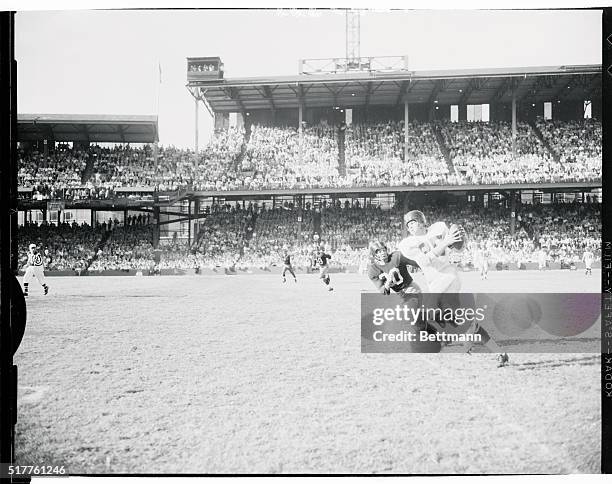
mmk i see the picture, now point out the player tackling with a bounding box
[397,210,509,367]
[23,243,49,297]
[367,240,421,296]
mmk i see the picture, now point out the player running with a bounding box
[474,245,489,280]
[537,248,548,271]
[282,249,297,283]
[23,243,49,297]
[582,247,594,276]
[314,248,333,291]
[398,210,509,367]
[367,240,421,296]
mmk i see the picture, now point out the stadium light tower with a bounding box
[300,10,407,74]
[346,10,360,69]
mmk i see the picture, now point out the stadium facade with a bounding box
[16,63,602,249]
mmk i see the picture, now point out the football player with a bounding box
[398,210,463,293]
[475,244,489,280]
[398,210,509,367]
[314,248,333,291]
[582,247,594,276]
[23,243,49,297]
[367,240,421,295]
[282,249,297,283]
[537,248,548,271]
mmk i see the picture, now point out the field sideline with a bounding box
[14,270,601,474]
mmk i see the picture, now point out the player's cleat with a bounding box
[497,353,509,367]
[43,285,49,295]
[283,278,286,283]
[328,287,334,291]
[294,278,297,283]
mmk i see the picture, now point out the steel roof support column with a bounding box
[188,199,192,247]
[512,89,517,160]
[510,191,516,237]
[194,97,199,153]
[404,99,409,162]
[193,198,200,243]
[153,205,161,249]
[402,193,410,238]
[297,195,303,242]
[298,101,303,164]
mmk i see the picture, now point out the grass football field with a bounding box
[14,270,601,474]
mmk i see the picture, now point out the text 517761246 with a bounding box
[4,465,67,477]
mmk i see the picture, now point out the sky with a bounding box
[14,7,601,148]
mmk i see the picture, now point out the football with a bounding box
[448,223,466,251]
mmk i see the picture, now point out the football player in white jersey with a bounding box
[475,244,489,280]
[398,210,509,367]
[537,248,548,271]
[398,210,463,293]
[582,247,594,276]
[23,243,49,297]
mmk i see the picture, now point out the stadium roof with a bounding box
[190,65,601,113]
[17,114,159,143]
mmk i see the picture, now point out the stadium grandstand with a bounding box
[16,61,602,274]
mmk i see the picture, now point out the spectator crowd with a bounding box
[18,220,105,272]
[17,119,601,198]
[18,199,601,273]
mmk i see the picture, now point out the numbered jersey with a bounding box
[367,251,417,293]
[315,253,331,267]
[27,251,45,267]
[398,233,450,274]
[284,254,292,266]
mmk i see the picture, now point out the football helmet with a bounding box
[369,240,389,264]
[404,210,427,227]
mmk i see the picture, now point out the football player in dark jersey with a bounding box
[367,240,421,295]
[314,249,333,291]
[371,239,508,366]
[282,250,297,283]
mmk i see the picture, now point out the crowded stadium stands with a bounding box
[536,118,602,180]
[18,220,105,272]
[88,224,156,272]
[240,124,341,189]
[19,200,601,273]
[17,112,601,275]
[17,119,602,197]
[441,120,601,184]
[345,121,458,186]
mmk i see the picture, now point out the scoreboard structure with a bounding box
[187,57,224,81]
[186,56,225,152]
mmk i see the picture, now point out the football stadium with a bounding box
[9,9,603,475]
